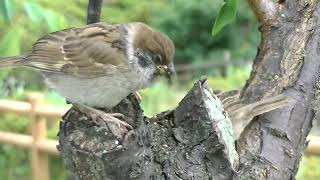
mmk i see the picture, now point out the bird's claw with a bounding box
[91,112,133,142]
[73,104,133,141]
[95,112,132,130]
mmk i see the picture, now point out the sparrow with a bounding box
[0,22,175,139]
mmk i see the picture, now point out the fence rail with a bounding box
[0,93,68,180]
[0,93,319,180]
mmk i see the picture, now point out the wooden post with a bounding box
[221,50,230,77]
[29,93,49,180]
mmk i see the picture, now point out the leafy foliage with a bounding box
[0,0,15,22]
[297,156,320,180]
[0,0,81,97]
[140,80,185,116]
[0,113,67,180]
[207,66,250,91]
[212,0,238,36]
[149,0,258,65]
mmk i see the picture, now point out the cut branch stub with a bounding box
[174,79,239,170]
[58,79,238,179]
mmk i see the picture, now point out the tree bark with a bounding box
[58,0,320,179]
[237,0,319,179]
[58,79,238,180]
[87,0,103,24]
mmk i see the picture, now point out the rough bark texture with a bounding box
[243,0,318,102]
[237,0,320,179]
[58,79,238,180]
[58,0,320,179]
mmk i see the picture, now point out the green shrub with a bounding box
[207,66,251,91]
[297,156,320,180]
[0,112,67,180]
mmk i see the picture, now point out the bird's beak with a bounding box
[156,64,175,84]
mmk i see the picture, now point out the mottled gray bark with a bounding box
[58,79,238,180]
[237,0,320,179]
[58,0,320,179]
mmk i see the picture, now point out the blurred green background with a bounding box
[0,0,318,179]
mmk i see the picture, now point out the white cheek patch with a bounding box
[124,24,157,89]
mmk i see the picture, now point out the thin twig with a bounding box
[87,0,103,24]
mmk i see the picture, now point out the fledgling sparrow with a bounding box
[0,22,175,139]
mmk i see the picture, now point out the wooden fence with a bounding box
[0,93,319,180]
[0,93,68,180]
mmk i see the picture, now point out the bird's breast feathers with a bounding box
[44,68,150,108]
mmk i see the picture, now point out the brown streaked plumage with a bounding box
[0,22,175,79]
[217,90,289,139]
[19,23,129,77]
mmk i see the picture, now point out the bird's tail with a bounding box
[218,90,290,139]
[0,56,24,68]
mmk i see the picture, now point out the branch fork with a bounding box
[58,79,239,179]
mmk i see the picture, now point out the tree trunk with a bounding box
[237,0,319,179]
[58,0,320,179]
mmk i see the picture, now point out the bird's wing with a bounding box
[24,23,129,78]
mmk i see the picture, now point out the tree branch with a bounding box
[58,79,239,179]
[57,0,320,179]
[247,0,278,26]
[236,1,319,178]
[87,0,103,24]
[242,0,317,102]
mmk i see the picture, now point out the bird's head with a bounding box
[130,22,175,83]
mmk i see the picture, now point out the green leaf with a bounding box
[0,0,16,22]
[24,1,44,23]
[212,0,238,36]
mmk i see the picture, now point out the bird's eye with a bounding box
[154,54,162,63]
